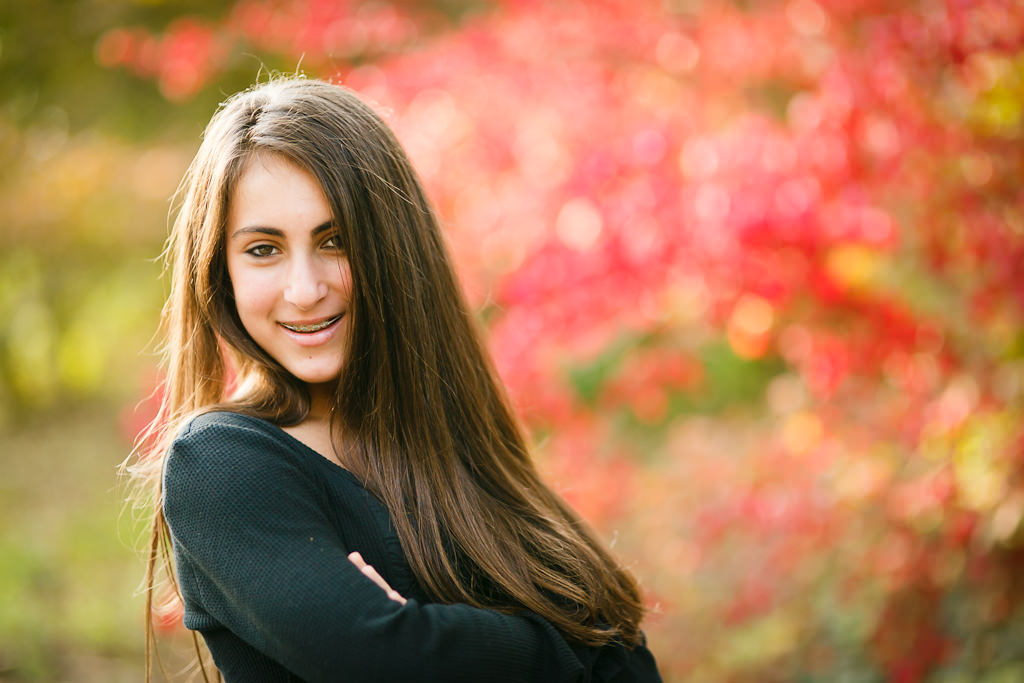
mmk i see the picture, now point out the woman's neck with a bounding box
[282,383,343,466]
[306,382,334,423]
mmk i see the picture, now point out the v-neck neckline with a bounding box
[224,411,365,488]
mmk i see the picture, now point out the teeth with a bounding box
[281,315,342,333]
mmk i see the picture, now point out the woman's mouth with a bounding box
[279,314,344,333]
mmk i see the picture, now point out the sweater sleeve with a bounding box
[162,415,585,683]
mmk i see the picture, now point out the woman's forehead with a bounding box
[226,154,333,236]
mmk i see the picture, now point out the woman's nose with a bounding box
[283,255,328,309]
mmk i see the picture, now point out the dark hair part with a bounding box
[131,77,646,678]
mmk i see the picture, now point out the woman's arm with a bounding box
[163,415,584,683]
[349,552,663,683]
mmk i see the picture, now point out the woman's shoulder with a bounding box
[162,410,332,527]
[174,409,276,441]
[165,410,313,487]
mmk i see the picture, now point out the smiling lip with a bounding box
[278,314,344,333]
[277,313,345,348]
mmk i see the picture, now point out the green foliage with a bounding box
[687,342,784,414]
[0,410,150,680]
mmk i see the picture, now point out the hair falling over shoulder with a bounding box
[124,76,647,678]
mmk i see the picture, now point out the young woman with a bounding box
[130,76,660,682]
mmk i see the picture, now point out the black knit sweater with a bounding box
[162,411,660,682]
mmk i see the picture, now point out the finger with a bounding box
[348,551,406,604]
[360,563,390,590]
[371,572,406,604]
[351,552,392,592]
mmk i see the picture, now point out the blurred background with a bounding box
[2,0,1024,680]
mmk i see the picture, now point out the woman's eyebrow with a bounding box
[230,220,335,239]
[310,221,337,237]
[230,226,284,239]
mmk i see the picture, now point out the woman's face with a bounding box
[225,153,352,392]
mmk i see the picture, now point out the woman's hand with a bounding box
[348,551,407,605]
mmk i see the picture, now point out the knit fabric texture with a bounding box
[163,411,660,682]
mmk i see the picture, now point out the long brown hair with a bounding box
[128,76,645,677]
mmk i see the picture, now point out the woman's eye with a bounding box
[322,236,342,251]
[246,244,278,257]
